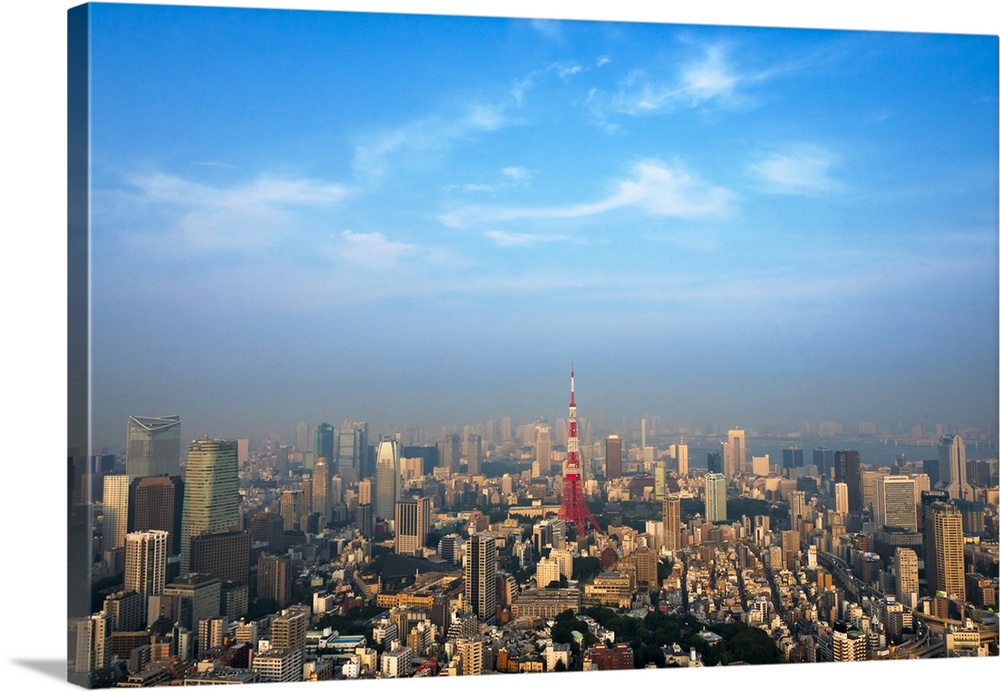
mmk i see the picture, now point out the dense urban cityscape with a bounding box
[67,371,999,687]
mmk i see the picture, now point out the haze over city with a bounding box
[84,5,998,448]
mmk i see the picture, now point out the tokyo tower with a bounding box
[558,367,601,536]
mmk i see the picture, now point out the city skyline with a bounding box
[82,2,998,449]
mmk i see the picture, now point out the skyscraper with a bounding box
[726,428,746,478]
[676,439,689,476]
[103,474,130,552]
[312,457,330,522]
[337,422,367,485]
[374,436,401,521]
[834,450,862,512]
[788,490,806,531]
[662,495,681,552]
[605,435,622,479]
[179,439,240,574]
[438,433,461,475]
[938,435,972,501]
[464,433,482,475]
[124,529,168,603]
[534,425,551,476]
[834,482,849,514]
[874,475,917,531]
[923,501,965,599]
[704,473,727,524]
[128,474,184,555]
[394,497,431,556]
[279,489,305,531]
[894,547,919,608]
[465,534,497,622]
[314,423,335,466]
[126,415,181,478]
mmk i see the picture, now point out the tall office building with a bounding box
[314,423,335,466]
[834,451,862,512]
[894,547,919,608]
[126,415,181,478]
[257,553,292,608]
[605,435,623,479]
[374,437,401,521]
[279,490,305,531]
[534,425,552,475]
[395,497,431,556]
[465,434,482,475]
[662,495,681,552]
[726,429,746,478]
[312,457,330,522]
[337,422,367,485]
[676,440,689,476]
[706,452,722,474]
[923,501,965,599]
[938,435,972,501]
[124,530,168,602]
[179,439,240,574]
[782,449,804,472]
[190,530,251,585]
[874,476,917,531]
[704,473,727,523]
[128,475,184,556]
[103,474,130,552]
[436,433,459,475]
[813,448,834,477]
[465,534,497,622]
[834,483,849,514]
[788,490,806,531]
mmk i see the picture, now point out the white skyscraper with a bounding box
[374,437,401,521]
[705,473,727,523]
[835,482,849,514]
[676,439,689,476]
[125,529,168,601]
[103,474,131,551]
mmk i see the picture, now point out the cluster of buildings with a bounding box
[66,405,998,686]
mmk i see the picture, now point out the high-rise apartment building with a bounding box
[394,497,431,556]
[788,490,806,531]
[103,474,131,552]
[179,439,240,574]
[126,415,181,478]
[465,534,497,622]
[128,474,183,555]
[605,435,622,479]
[257,553,292,608]
[704,473,727,524]
[938,435,972,501]
[374,437,401,521]
[124,529,168,602]
[894,547,919,607]
[923,501,965,599]
[874,476,917,531]
[465,434,482,475]
[662,495,681,552]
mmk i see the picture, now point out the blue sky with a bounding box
[84,3,998,447]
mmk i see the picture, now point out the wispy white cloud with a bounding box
[113,172,352,253]
[501,166,530,182]
[597,41,794,120]
[334,230,416,269]
[748,145,842,195]
[484,230,569,247]
[530,19,563,42]
[442,160,733,226]
[596,55,611,67]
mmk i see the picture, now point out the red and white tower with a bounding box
[558,367,601,536]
